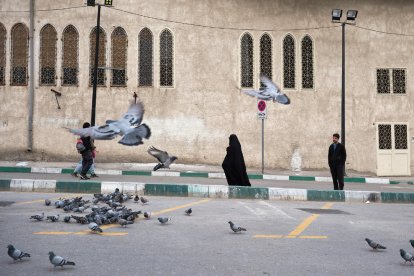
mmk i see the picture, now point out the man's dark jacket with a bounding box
[328,143,347,167]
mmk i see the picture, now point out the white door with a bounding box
[376,123,410,176]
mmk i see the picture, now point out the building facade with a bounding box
[0,0,413,176]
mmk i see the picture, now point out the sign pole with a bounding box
[262,118,264,174]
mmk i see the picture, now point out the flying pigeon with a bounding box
[410,240,414,249]
[400,249,414,263]
[144,211,151,219]
[147,146,178,171]
[68,101,151,146]
[45,199,51,206]
[30,212,44,221]
[7,245,30,261]
[184,208,192,215]
[48,251,75,267]
[140,196,149,205]
[228,221,246,233]
[242,75,290,104]
[365,238,386,250]
[47,214,60,222]
[88,222,103,233]
[158,217,171,224]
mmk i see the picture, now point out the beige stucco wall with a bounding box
[0,0,413,175]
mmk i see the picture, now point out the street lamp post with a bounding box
[331,9,358,149]
[87,0,113,126]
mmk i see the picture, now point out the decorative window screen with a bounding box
[62,25,78,86]
[301,35,314,89]
[394,124,407,149]
[260,33,272,89]
[0,23,5,85]
[283,34,295,89]
[241,33,253,88]
[138,28,153,87]
[11,23,28,86]
[40,24,57,85]
[159,29,173,87]
[378,124,392,150]
[89,27,106,86]
[376,68,406,94]
[111,27,127,86]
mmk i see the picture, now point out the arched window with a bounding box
[301,35,314,89]
[241,33,253,88]
[62,25,78,86]
[159,29,173,87]
[89,26,106,86]
[111,27,127,86]
[0,23,6,85]
[11,23,28,86]
[40,24,57,85]
[260,33,272,88]
[283,34,295,89]
[138,27,153,87]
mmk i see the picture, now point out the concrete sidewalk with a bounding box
[0,160,414,204]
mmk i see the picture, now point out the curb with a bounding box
[1,178,414,204]
[0,166,406,185]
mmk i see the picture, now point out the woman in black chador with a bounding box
[222,134,251,186]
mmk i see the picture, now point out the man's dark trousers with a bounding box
[81,150,93,176]
[330,165,344,190]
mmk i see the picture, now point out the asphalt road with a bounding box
[1,192,414,275]
[1,172,414,193]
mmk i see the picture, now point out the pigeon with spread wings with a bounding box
[147,146,177,171]
[69,101,151,146]
[243,75,290,104]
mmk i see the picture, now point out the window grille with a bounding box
[376,68,406,94]
[241,33,253,88]
[62,25,78,86]
[394,124,407,149]
[0,23,5,85]
[283,34,295,89]
[301,35,314,89]
[378,124,392,149]
[89,27,106,86]
[40,24,57,85]
[111,27,127,86]
[11,23,28,86]
[260,33,272,89]
[160,29,173,87]
[138,28,153,87]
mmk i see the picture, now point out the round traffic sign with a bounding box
[258,100,266,112]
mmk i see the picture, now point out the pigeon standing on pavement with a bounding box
[45,199,51,206]
[134,195,140,203]
[88,222,103,233]
[119,219,133,227]
[365,238,386,250]
[48,251,75,267]
[410,240,414,248]
[400,249,414,263]
[140,196,149,205]
[7,245,30,261]
[147,146,178,171]
[68,101,151,146]
[30,212,44,221]
[144,211,151,219]
[47,214,60,222]
[228,221,246,233]
[63,216,71,223]
[184,208,192,215]
[242,75,290,104]
[158,217,171,224]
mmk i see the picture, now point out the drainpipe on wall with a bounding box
[27,0,35,151]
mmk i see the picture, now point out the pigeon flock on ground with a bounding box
[365,238,414,263]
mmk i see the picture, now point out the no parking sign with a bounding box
[257,100,267,119]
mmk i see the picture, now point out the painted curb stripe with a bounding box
[180,172,209,178]
[145,183,189,197]
[289,176,315,181]
[56,181,101,193]
[0,167,31,173]
[122,170,151,176]
[0,179,11,191]
[228,186,269,199]
[380,192,414,203]
[307,190,345,202]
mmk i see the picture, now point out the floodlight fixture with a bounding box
[346,10,358,21]
[332,9,342,21]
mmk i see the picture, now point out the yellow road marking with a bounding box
[33,231,75,235]
[287,202,333,237]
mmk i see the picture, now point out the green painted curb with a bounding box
[344,177,365,183]
[389,181,400,184]
[144,184,189,197]
[0,167,31,173]
[0,179,11,191]
[289,176,315,181]
[247,174,263,180]
[56,181,101,193]
[180,172,209,178]
[61,168,74,174]
[122,170,151,176]
[381,192,414,203]
[307,190,345,201]
[228,186,269,200]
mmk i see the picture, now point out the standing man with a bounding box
[328,133,347,190]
